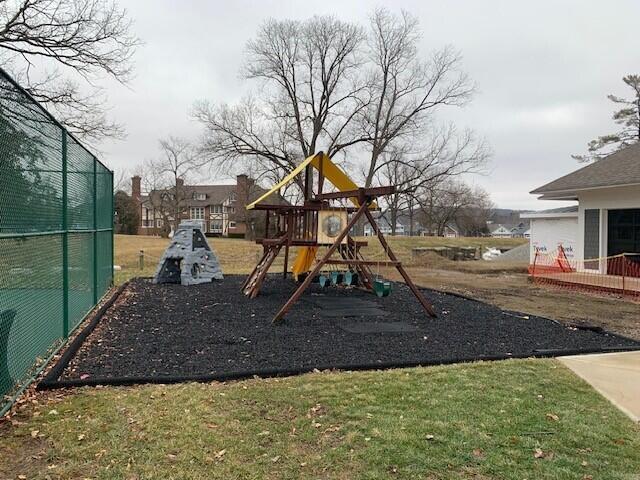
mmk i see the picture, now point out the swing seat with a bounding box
[318,274,330,288]
[330,271,344,286]
[373,279,392,297]
[343,271,358,286]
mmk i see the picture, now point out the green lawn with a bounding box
[2,359,639,479]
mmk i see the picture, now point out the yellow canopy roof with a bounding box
[246,152,370,209]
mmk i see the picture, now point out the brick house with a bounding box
[131,174,286,238]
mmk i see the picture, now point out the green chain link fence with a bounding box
[0,68,113,415]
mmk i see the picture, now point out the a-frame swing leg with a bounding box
[363,208,437,318]
[272,202,369,324]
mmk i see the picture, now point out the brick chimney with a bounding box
[236,174,252,209]
[176,178,185,188]
[131,175,141,201]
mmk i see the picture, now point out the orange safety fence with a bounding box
[529,246,640,299]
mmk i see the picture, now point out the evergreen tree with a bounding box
[573,75,640,162]
[114,191,140,235]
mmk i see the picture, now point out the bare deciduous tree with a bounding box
[196,10,488,203]
[194,15,370,193]
[417,180,492,237]
[361,8,476,187]
[372,127,490,235]
[143,136,206,235]
[0,0,140,141]
[454,187,494,236]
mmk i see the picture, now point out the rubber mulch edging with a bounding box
[38,275,640,390]
[39,282,129,388]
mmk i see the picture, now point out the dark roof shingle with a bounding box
[531,143,640,194]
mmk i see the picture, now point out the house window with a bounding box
[212,204,223,214]
[142,207,152,227]
[229,221,236,228]
[229,191,237,202]
[193,192,207,201]
[190,207,204,220]
[210,221,222,232]
[156,219,163,228]
[227,206,236,214]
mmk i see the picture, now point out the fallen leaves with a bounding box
[545,413,559,422]
[307,403,326,418]
[533,448,554,460]
[472,448,484,459]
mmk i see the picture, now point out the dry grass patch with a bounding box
[114,234,527,284]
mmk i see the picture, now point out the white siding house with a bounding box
[528,144,640,274]
[520,207,578,264]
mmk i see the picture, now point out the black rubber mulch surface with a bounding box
[60,276,639,382]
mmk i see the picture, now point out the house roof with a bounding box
[531,143,640,197]
[490,224,511,233]
[491,222,527,235]
[520,205,578,219]
[186,185,237,206]
[141,182,288,208]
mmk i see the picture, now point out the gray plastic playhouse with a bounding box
[153,221,223,285]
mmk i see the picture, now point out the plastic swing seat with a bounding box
[373,279,392,297]
[343,271,358,286]
[330,271,344,286]
[318,274,330,288]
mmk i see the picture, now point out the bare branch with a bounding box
[0,0,141,141]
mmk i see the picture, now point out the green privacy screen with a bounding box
[0,68,113,413]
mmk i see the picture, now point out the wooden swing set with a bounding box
[242,152,437,323]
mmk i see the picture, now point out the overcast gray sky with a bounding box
[99,0,640,210]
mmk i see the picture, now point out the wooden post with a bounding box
[317,154,325,198]
[622,254,626,296]
[283,213,293,278]
[273,202,369,323]
[363,208,437,318]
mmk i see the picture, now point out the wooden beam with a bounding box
[363,208,437,318]
[251,203,369,213]
[324,259,400,267]
[272,202,370,323]
[315,186,396,201]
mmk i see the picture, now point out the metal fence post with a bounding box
[93,157,98,304]
[62,131,69,338]
[111,171,115,286]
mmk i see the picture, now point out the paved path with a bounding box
[560,351,640,422]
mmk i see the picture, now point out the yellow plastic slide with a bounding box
[291,246,318,279]
[246,152,369,279]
